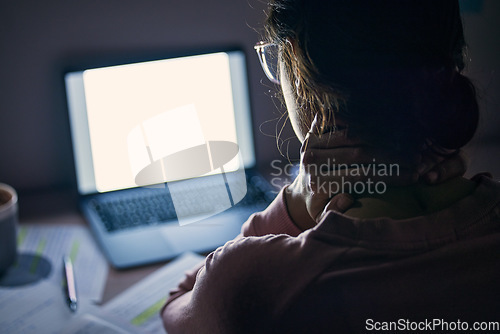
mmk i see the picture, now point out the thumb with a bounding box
[315,193,354,223]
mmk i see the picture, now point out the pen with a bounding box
[63,256,78,312]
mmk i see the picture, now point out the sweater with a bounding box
[162,175,500,333]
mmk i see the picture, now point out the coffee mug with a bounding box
[0,183,18,275]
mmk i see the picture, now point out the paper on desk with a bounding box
[9,224,108,302]
[104,252,205,334]
[62,312,142,334]
[0,280,99,334]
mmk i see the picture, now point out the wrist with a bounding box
[283,184,316,231]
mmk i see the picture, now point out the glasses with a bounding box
[254,41,280,85]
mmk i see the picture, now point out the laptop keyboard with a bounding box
[89,174,275,233]
[91,190,177,232]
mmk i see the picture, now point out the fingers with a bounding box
[300,119,419,188]
[324,193,354,213]
[471,172,493,182]
[307,166,418,194]
[308,113,320,136]
[300,114,320,155]
[314,193,354,223]
[416,150,444,176]
[303,145,418,167]
[305,128,351,148]
[307,191,331,223]
[303,144,419,189]
[301,114,353,154]
[419,150,468,184]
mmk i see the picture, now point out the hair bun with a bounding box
[426,71,479,150]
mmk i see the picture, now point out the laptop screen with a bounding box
[65,50,255,195]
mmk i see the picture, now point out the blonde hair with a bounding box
[265,0,479,151]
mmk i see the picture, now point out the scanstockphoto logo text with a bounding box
[366,318,500,332]
[269,158,400,195]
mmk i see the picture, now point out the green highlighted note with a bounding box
[17,227,27,246]
[30,239,47,274]
[69,240,80,262]
[131,297,167,326]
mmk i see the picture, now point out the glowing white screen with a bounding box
[66,51,254,194]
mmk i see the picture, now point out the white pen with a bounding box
[63,256,78,312]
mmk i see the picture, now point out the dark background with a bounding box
[0,0,498,217]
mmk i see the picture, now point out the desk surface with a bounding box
[14,168,292,304]
[20,211,172,304]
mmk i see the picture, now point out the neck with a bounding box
[343,177,477,220]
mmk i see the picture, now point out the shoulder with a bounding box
[191,234,300,332]
[241,187,302,237]
[203,234,298,277]
[198,231,323,305]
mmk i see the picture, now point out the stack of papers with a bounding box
[0,224,204,334]
[0,224,108,333]
[67,252,204,334]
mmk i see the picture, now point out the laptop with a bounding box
[64,49,274,268]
